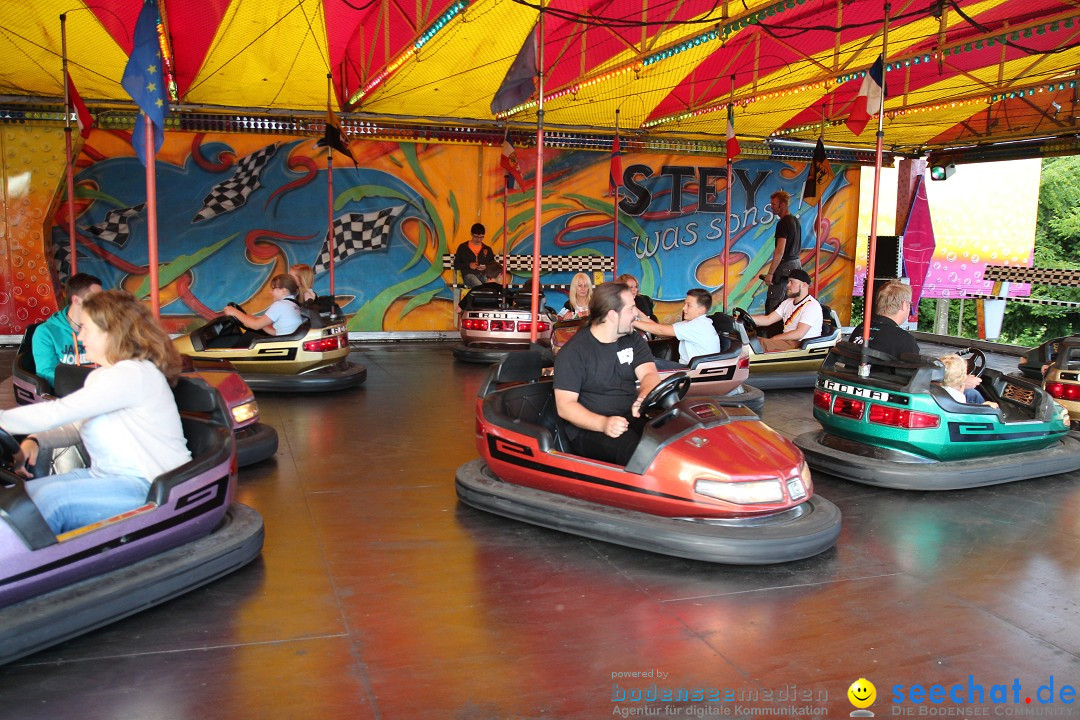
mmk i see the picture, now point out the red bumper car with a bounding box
[456,352,841,564]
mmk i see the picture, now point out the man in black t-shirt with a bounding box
[849,279,919,357]
[553,282,661,465]
[763,190,803,314]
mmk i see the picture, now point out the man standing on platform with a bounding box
[762,190,803,314]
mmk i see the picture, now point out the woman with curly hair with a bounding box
[0,290,192,535]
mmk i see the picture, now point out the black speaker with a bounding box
[872,235,903,279]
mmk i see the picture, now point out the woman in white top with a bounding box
[1,290,192,535]
[558,272,594,320]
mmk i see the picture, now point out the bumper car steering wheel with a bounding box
[961,347,986,377]
[0,426,25,474]
[731,307,755,333]
[222,302,249,334]
[639,372,691,416]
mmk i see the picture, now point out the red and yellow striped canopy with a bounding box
[2,0,1077,154]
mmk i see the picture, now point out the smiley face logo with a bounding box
[848,678,877,709]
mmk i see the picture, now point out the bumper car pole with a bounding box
[529,10,546,344]
[146,120,161,318]
[859,8,890,379]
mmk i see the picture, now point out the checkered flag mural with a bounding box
[85,203,144,247]
[52,239,73,287]
[192,145,278,223]
[313,205,405,276]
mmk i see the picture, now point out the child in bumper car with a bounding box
[208,274,304,347]
[941,354,998,409]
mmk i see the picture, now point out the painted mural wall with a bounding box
[0,125,862,335]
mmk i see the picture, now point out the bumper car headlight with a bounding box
[695,478,784,505]
[788,465,810,500]
[231,400,259,425]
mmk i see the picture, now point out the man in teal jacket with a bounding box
[32,273,103,386]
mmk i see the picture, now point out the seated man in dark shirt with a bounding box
[553,282,661,466]
[851,279,983,400]
[848,279,919,357]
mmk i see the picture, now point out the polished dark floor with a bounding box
[2,343,1080,720]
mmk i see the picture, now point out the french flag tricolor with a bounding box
[66,72,93,139]
[846,56,886,136]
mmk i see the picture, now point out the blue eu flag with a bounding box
[122,0,169,166]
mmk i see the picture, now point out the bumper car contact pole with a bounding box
[61,14,77,276]
[529,9,545,343]
[502,132,510,277]
[859,5,890,378]
[722,76,735,313]
[613,109,619,279]
[326,73,336,298]
[145,113,161,317]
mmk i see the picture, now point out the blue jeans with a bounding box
[26,467,150,535]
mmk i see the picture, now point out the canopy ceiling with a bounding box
[2,0,1078,158]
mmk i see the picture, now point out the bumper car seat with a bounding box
[798,305,842,350]
[483,350,567,453]
[14,324,53,398]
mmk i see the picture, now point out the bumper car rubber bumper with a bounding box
[710,384,765,414]
[795,430,1080,490]
[241,360,366,393]
[452,343,524,364]
[0,503,264,666]
[743,370,819,390]
[235,422,278,467]
[455,459,841,564]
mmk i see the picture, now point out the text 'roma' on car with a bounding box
[173,296,366,392]
[0,376,264,665]
[455,351,841,564]
[794,342,1080,490]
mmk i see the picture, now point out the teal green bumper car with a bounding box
[794,342,1080,490]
